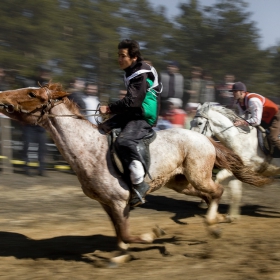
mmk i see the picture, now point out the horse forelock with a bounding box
[43,82,84,118]
[44,82,68,97]
[195,102,211,118]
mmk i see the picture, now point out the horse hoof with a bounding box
[224,215,235,223]
[208,226,222,238]
[216,214,233,223]
[153,225,166,238]
[198,201,208,209]
[110,254,132,264]
[118,241,130,251]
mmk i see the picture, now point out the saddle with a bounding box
[108,128,157,179]
[256,126,280,158]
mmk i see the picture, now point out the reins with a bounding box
[0,85,106,125]
[47,109,103,118]
[193,112,249,136]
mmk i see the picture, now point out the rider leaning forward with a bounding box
[99,39,162,207]
[232,81,280,151]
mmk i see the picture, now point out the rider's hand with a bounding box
[234,120,249,126]
[99,106,110,114]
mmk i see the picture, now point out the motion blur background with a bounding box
[0,0,280,99]
[0,0,280,173]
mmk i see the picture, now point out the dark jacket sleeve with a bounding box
[109,73,148,115]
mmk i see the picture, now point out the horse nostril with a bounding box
[5,104,14,113]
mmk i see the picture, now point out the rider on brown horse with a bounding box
[99,39,162,207]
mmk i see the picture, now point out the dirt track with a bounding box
[0,171,280,279]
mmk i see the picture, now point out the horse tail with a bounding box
[209,138,272,187]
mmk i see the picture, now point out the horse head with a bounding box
[0,82,69,125]
[190,102,214,137]
[191,102,252,142]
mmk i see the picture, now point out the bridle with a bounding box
[0,87,61,114]
[192,114,213,136]
[192,111,249,137]
[0,86,105,124]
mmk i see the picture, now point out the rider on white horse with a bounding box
[99,39,162,207]
[232,82,280,152]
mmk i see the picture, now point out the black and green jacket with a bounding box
[109,61,162,126]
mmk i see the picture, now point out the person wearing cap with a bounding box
[232,81,280,151]
[160,61,184,115]
[184,66,204,107]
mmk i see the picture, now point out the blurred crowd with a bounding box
[0,61,279,176]
[154,61,237,131]
[0,65,101,176]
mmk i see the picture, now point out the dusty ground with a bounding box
[0,171,279,280]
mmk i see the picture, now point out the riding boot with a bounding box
[130,181,150,207]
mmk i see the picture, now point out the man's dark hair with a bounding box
[118,39,143,61]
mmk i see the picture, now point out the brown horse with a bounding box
[0,83,270,251]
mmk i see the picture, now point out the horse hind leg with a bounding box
[165,174,212,204]
[166,174,228,228]
[186,172,227,227]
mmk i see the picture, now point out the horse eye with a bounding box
[28,92,36,98]
[198,122,202,125]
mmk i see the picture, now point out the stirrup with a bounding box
[132,187,145,204]
[130,182,149,207]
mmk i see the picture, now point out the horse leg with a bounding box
[227,179,242,220]
[166,175,211,205]
[184,164,226,227]
[166,174,228,227]
[100,202,165,250]
[100,202,129,251]
[215,169,242,220]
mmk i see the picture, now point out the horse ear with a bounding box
[197,103,202,111]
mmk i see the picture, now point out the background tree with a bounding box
[0,0,278,99]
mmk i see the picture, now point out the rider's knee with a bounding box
[129,160,145,184]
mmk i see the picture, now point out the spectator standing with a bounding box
[200,71,216,103]
[84,81,102,125]
[185,103,199,129]
[184,66,204,108]
[22,65,50,176]
[215,74,235,107]
[22,124,47,176]
[160,61,184,115]
[68,77,87,114]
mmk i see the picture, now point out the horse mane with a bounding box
[43,82,85,118]
[197,103,251,133]
[199,103,241,123]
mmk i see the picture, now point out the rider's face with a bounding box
[233,90,244,101]
[118,49,137,70]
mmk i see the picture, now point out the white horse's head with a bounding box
[191,102,252,143]
[190,102,217,137]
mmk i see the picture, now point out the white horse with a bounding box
[191,102,278,219]
[0,84,269,255]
